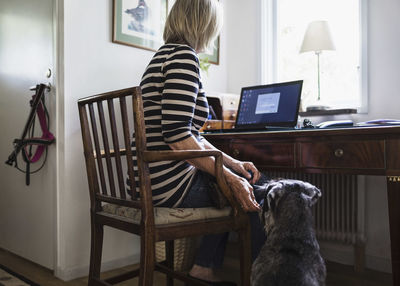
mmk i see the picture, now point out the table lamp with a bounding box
[300,20,335,111]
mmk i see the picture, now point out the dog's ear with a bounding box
[260,183,274,225]
[265,182,285,212]
[266,192,275,212]
[310,187,322,205]
[301,185,322,206]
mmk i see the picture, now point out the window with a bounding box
[261,0,368,112]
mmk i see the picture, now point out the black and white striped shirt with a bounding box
[132,44,209,207]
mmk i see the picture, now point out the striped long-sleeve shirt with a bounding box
[132,44,209,207]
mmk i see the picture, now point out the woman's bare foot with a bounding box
[188,264,220,282]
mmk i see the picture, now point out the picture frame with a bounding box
[113,0,168,52]
[199,37,220,65]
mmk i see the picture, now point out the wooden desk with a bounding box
[203,125,400,286]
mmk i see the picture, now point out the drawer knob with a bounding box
[334,148,344,158]
[233,149,240,157]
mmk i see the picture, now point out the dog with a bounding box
[251,179,326,286]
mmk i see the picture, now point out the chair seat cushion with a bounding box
[101,204,232,225]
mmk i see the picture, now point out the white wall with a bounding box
[56,0,228,280]
[225,0,262,94]
[224,0,400,273]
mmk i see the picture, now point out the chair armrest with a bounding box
[94,148,243,215]
[142,150,222,162]
[143,150,243,215]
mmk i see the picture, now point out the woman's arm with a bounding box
[169,136,260,212]
[198,137,261,184]
[169,135,217,175]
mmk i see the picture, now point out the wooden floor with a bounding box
[0,245,392,286]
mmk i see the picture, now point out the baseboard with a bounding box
[365,254,393,274]
[54,253,140,281]
[319,241,392,273]
[319,241,354,266]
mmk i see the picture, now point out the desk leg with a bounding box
[387,176,400,286]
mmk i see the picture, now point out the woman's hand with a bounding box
[224,169,260,212]
[229,160,261,185]
[198,138,261,184]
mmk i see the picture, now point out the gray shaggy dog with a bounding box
[251,179,326,286]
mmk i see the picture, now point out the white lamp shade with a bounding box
[300,20,336,53]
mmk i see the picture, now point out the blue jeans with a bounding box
[178,170,268,268]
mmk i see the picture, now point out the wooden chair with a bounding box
[77,86,251,286]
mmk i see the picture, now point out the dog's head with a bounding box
[258,179,321,232]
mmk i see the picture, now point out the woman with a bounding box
[136,0,266,284]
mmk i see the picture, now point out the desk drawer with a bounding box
[300,140,385,169]
[230,141,295,167]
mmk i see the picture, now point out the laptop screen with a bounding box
[235,80,303,129]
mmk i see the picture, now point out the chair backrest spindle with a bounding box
[97,101,117,197]
[131,89,154,216]
[78,104,100,206]
[119,96,137,199]
[88,103,108,195]
[107,99,126,198]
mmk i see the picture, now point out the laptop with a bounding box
[216,80,303,133]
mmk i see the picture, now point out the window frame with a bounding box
[259,0,369,113]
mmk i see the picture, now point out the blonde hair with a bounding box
[163,0,222,52]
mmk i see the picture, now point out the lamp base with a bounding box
[306,104,331,112]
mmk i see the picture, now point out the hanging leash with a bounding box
[5,83,55,185]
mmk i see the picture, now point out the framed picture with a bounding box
[199,37,220,65]
[113,0,168,52]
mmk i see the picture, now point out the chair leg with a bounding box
[88,221,104,286]
[166,240,174,286]
[239,224,251,286]
[139,229,156,286]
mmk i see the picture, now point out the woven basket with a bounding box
[155,237,197,272]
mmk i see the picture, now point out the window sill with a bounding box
[299,108,357,117]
